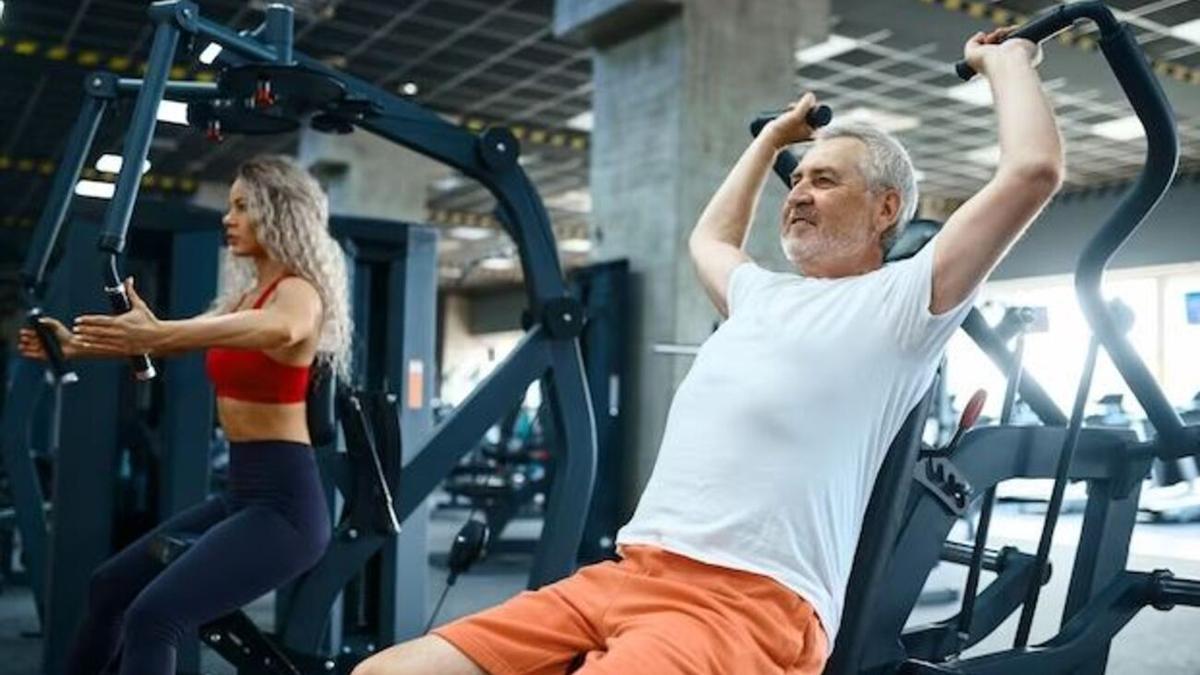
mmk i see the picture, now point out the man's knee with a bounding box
[352,635,485,675]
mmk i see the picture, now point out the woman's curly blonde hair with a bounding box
[214,155,352,380]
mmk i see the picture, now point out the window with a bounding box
[943,264,1200,435]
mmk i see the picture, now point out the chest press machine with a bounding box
[752,3,1200,673]
[13,1,599,672]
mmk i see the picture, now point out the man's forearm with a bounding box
[689,135,782,249]
[987,51,1064,178]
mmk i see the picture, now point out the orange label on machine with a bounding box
[407,359,425,410]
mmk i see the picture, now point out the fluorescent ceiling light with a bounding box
[75,180,115,199]
[433,174,468,191]
[437,239,463,253]
[479,256,515,271]
[156,100,190,126]
[400,82,419,96]
[1171,18,1200,45]
[1090,115,1144,141]
[966,145,1001,166]
[795,34,858,66]
[946,78,993,107]
[0,2,6,22]
[96,154,151,175]
[447,226,493,241]
[566,111,593,132]
[559,238,593,254]
[543,189,592,213]
[199,43,223,65]
[839,107,920,133]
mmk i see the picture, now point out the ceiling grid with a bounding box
[0,0,1197,290]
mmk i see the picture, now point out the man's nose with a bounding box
[787,184,813,206]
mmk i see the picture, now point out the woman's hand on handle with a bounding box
[18,316,78,360]
[73,277,165,356]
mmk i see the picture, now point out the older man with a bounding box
[356,25,1063,675]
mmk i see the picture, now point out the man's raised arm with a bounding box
[932,27,1066,314]
[689,93,820,317]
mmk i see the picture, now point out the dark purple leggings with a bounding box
[65,440,332,675]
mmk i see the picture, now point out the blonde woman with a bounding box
[18,155,351,675]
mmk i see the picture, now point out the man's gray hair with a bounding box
[815,121,919,255]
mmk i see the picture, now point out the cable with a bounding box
[424,581,454,635]
[424,508,489,634]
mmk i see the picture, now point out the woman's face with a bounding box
[222,178,266,258]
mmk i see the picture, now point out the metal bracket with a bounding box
[83,71,120,100]
[476,127,520,171]
[148,0,200,31]
[542,297,585,339]
[915,455,972,516]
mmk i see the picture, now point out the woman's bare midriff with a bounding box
[218,397,311,445]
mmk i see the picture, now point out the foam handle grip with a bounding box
[807,104,833,129]
[104,284,157,381]
[26,308,77,384]
[749,104,833,138]
[306,362,337,447]
[954,60,980,82]
[954,4,1072,80]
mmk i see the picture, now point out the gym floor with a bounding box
[1,503,1197,674]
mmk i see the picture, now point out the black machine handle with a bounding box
[748,104,833,188]
[953,2,1096,80]
[1063,3,1185,451]
[103,256,156,381]
[749,104,833,138]
[962,2,1185,452]
[25,308,78,385]
[950,2,1118,79]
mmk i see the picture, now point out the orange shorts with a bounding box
[433,545,828,675]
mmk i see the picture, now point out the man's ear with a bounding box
[875,190,901,235]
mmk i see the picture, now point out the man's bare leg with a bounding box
[351,635,487,675]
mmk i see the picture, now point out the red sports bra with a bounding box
[205,275,311,404]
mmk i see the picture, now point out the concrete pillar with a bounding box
[557,0,829,512]
[297,129,442,221]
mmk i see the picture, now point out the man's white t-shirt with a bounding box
[616,239,976,652]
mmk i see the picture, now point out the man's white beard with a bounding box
[780,235,798,264]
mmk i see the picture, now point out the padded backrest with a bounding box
[817,219,946,672]
[822,388,935,675]
[885,218,941,263]
[306,359,337,447]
